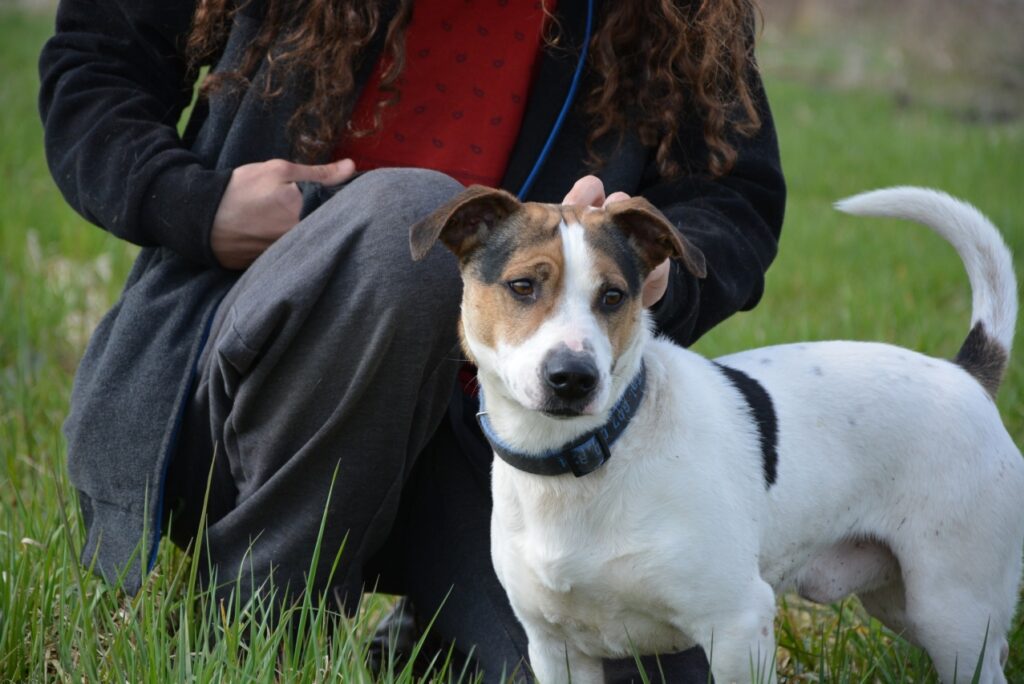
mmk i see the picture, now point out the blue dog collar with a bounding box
[476,362,647,477]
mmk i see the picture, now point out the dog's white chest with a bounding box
[491,461,696,657]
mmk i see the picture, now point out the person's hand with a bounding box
[211,158,357,269]
[561,175,630,209]
[640,258,671,308]
[561,175,670,308]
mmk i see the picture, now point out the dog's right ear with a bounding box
[410,185,521,261]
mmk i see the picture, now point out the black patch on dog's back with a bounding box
[954,321,1007,398]
[715,363,779,487]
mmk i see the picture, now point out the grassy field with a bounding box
[2,6,1023,683]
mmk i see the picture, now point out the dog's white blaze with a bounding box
[487,222,614,414]
[550,221,614,411]
[555,221,600,347]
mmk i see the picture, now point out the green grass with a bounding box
[2,7,1023,683]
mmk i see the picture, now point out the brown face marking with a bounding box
[458,201,673,368]
[579,210,647,361]
[468,203,560,283]
[461,204,565,352]
[587,246,645,361]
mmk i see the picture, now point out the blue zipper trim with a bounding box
[147,294,224,573]
[516,0,594,200]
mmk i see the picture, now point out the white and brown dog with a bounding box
[410,186,1024,684]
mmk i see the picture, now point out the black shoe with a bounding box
[367,597,423,676]
[367,598,489,681]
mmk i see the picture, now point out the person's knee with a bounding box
[355,166,463,195]
[313,169,464,330]
[343,167,464,229]
[313,167,461,269]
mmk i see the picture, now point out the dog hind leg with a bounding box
[899,561,1014,684]
[906,595,1008,684]
[895,459,1023,684]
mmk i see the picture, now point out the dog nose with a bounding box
[543,353,598,401]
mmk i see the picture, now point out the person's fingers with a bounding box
[641,258,672,308]
[604,191,631,206]
[562,175,606,207]
[276,182,304,218]
[273,158,357,185]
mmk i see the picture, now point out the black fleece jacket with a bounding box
[39,0,785,348]
[39,0,785,593]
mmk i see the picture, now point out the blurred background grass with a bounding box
[1,1,1022,681]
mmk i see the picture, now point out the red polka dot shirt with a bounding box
[335,0,554,188]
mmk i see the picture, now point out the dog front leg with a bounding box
[691,581,778,684]
[704,623,778,684]
[527,635,604,684]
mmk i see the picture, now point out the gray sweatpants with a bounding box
[170,167,464,599]
[167,168,709,682]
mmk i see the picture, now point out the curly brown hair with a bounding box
[188,0,761,178]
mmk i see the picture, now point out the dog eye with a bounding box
[507,279,535,298]
[601,289,625,308]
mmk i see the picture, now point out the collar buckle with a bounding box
[566,431,611,477]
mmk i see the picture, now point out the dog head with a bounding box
[411,185,705,419]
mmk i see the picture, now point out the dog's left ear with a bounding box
[606,197,707,279]
[410,185,521,261]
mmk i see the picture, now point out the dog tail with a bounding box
[835,186,1017,398]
